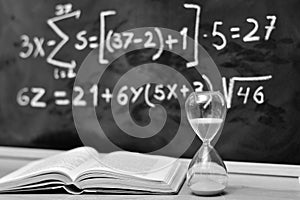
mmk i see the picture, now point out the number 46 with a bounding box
[237,86,265,105]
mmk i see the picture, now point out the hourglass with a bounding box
[185,91,228,196]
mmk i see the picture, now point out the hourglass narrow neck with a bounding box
[202,140,211,146]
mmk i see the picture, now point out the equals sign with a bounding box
[230,27,241,39]
[89,36,99,49]
[54,91,70,105]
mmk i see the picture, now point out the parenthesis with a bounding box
[106,30,114,53]
[152,27,164,61]
[144,84,155,108]
[202,74,213,91]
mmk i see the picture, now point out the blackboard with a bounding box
[0,0,300,165]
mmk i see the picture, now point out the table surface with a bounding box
[0,157,299,200]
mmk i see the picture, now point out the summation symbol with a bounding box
[47,10,81,78]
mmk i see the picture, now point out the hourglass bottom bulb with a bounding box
[189,177,226,196]
[186,145,228,196]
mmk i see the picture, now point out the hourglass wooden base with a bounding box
[187,142,228,196]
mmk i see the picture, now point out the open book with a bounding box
[0,147,188,194]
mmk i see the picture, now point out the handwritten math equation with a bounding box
[18,3,277,79]
[16,3,275,109]
[16,75,272,109]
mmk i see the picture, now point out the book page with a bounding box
[102,151,177,172]
[100,151,178,181]
[0,146,98,183]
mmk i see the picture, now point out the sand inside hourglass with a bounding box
[189,118,223,141]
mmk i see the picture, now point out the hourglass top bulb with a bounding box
[185,91,226,143]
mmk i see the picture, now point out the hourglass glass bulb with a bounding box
[187,142,228,195]
[185,91,228,196]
